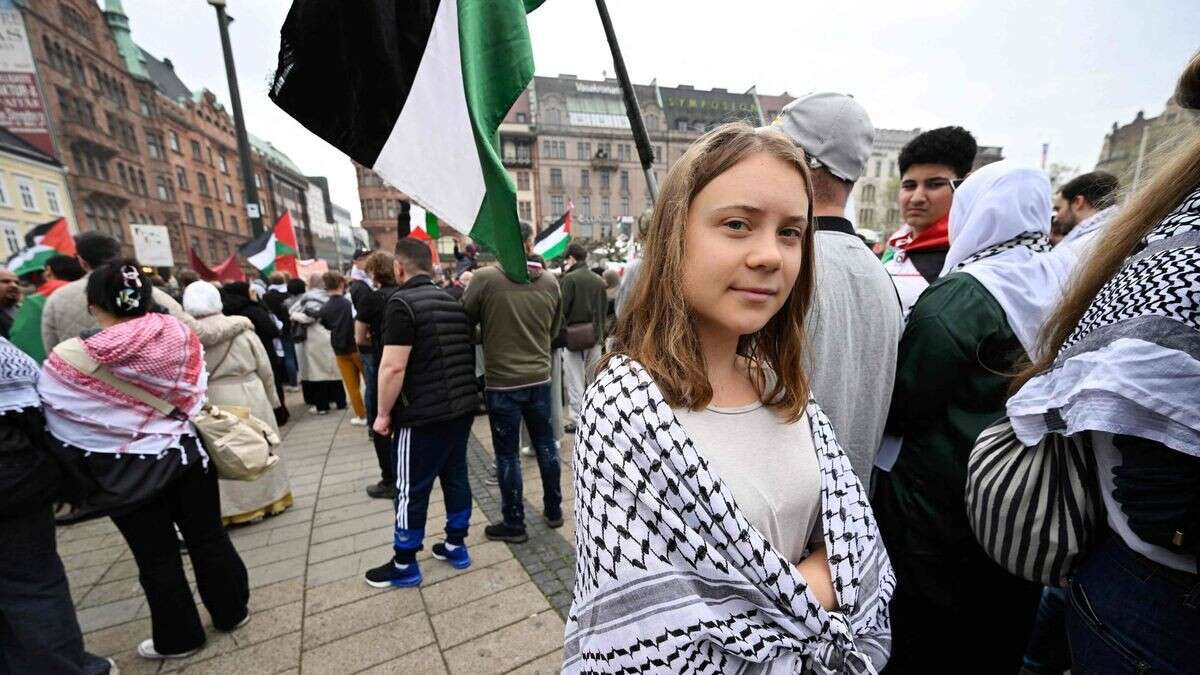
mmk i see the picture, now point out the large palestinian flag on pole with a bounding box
[238,212,300,278]
[5,218,75,276]
[533,203,571,260]
[268,0,543,283]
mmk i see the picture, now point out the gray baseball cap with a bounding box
[772,92,875,182]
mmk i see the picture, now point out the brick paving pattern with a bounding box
[59,407,578,674]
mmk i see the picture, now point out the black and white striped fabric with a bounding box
[950,231,1051,273]
[966,418,1104,586]
[565,357,894,674]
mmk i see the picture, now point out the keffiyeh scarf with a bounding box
[1009,184,1200,457]
[38,313,207,458]
[949,231,1051,273]
[0,338,40,414]
[566,357,894,674]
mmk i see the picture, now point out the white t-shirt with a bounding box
[673,403,823,564]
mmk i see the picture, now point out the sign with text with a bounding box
[0,9,53,157]
[130,224,175,267]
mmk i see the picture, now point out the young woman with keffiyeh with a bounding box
[566,123,894,674]
[37,261,250,661]
[1007,52,1200,673]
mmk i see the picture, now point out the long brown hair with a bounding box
[605,122,816,422]
[1015,52,1200,390]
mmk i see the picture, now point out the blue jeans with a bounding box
[486,384,561,528]
[1022,587,1071,674]
[1066,532,1200,673]
[281,338,299,387]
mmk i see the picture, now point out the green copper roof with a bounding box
[104,0,148,79]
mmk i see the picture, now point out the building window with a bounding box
[168,130,180,152]
[61,4,93,39]
[0,174,8,206]
[146,131,165,159]
[218,155,228,174]
[254,173,262,189]
[516,171,530,191]
[550,195,565,216]
[224,184,234,204]
[386,200,398,218]
[874,160,882,178]
[858,208,875,226]
[518,200,532,222]
[545,109,561,125]
[155,176,172,201]
[184,203,196,224]
[197,173,209,196]
[230,215,239,234]
[862,184,876,203]
[516,112,527,123]
[655,145,663,163]
[580,169,590,190]
[191,140,202,160]
[137,170,148,196]
[601,196,610,218]
[620,170,629,193]
[580,196,591,219]
[16,178,37,211]
[599,172,610,190]
[1,221,19,254]
[577,142,588,160]
[204,207,216,228]
[550,169,562,189]
[887,208,899,225]
[43,184,63,215]
[175,166,189,191]
[621,196,629,216]
[208,238,218,260]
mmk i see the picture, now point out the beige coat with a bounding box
[289,293,340,383]
[42,274,208,351]
[193,314,281,435]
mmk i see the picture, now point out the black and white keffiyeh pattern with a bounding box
[0,338,40,415]
[1009,185,1200,456]
[565,357,894,674]
[950,231,1051,273]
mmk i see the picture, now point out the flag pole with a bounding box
[594,0,658,205]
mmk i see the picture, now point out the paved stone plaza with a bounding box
[58,407,577,674]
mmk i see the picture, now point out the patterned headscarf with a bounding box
[1009,184,1200,457]
[0,338,40,414]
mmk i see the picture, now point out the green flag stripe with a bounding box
[458,0,536,283]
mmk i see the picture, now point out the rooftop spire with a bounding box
[104,0,148,79]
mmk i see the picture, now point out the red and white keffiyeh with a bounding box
[38,313,207,458]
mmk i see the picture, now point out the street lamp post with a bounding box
[208,0,264,238]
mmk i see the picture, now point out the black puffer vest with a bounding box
[389,278,477,428]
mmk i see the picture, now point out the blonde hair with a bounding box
[1016,51,1200,389]
[605,122,816,422]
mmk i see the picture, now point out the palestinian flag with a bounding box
[407,203,441,242]
[533,204,571,260]
[239,212,299,277]
[5,218,75,276]
[269,0,543,283]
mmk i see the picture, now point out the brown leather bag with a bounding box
[565,322,597,352]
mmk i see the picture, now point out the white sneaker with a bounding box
[104,657,119,674]
[520,446,534,457]
[350,417,367,426]
[307,406,318,413]
[137,639,200,660]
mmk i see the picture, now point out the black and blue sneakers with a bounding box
[431,542,472,570]
[364,560,422,588]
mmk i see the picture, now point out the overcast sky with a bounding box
[118,0,1199,227]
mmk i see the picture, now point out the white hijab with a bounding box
[942,161,1075,357]
[183,281,224,318]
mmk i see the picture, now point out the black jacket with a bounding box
[389,278,477,427]
[222,293,280,359]
[0,407,61,517]
[319,295,357,355]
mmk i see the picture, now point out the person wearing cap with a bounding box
[348,248,375,312]
[882,126,978,316]
[772,93,903,483]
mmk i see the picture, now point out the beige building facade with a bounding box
[0,129,76,260]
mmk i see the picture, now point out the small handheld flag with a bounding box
[238,212,299,278]
[532,201,571,260]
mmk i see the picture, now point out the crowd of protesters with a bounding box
[1,51,1197,674]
